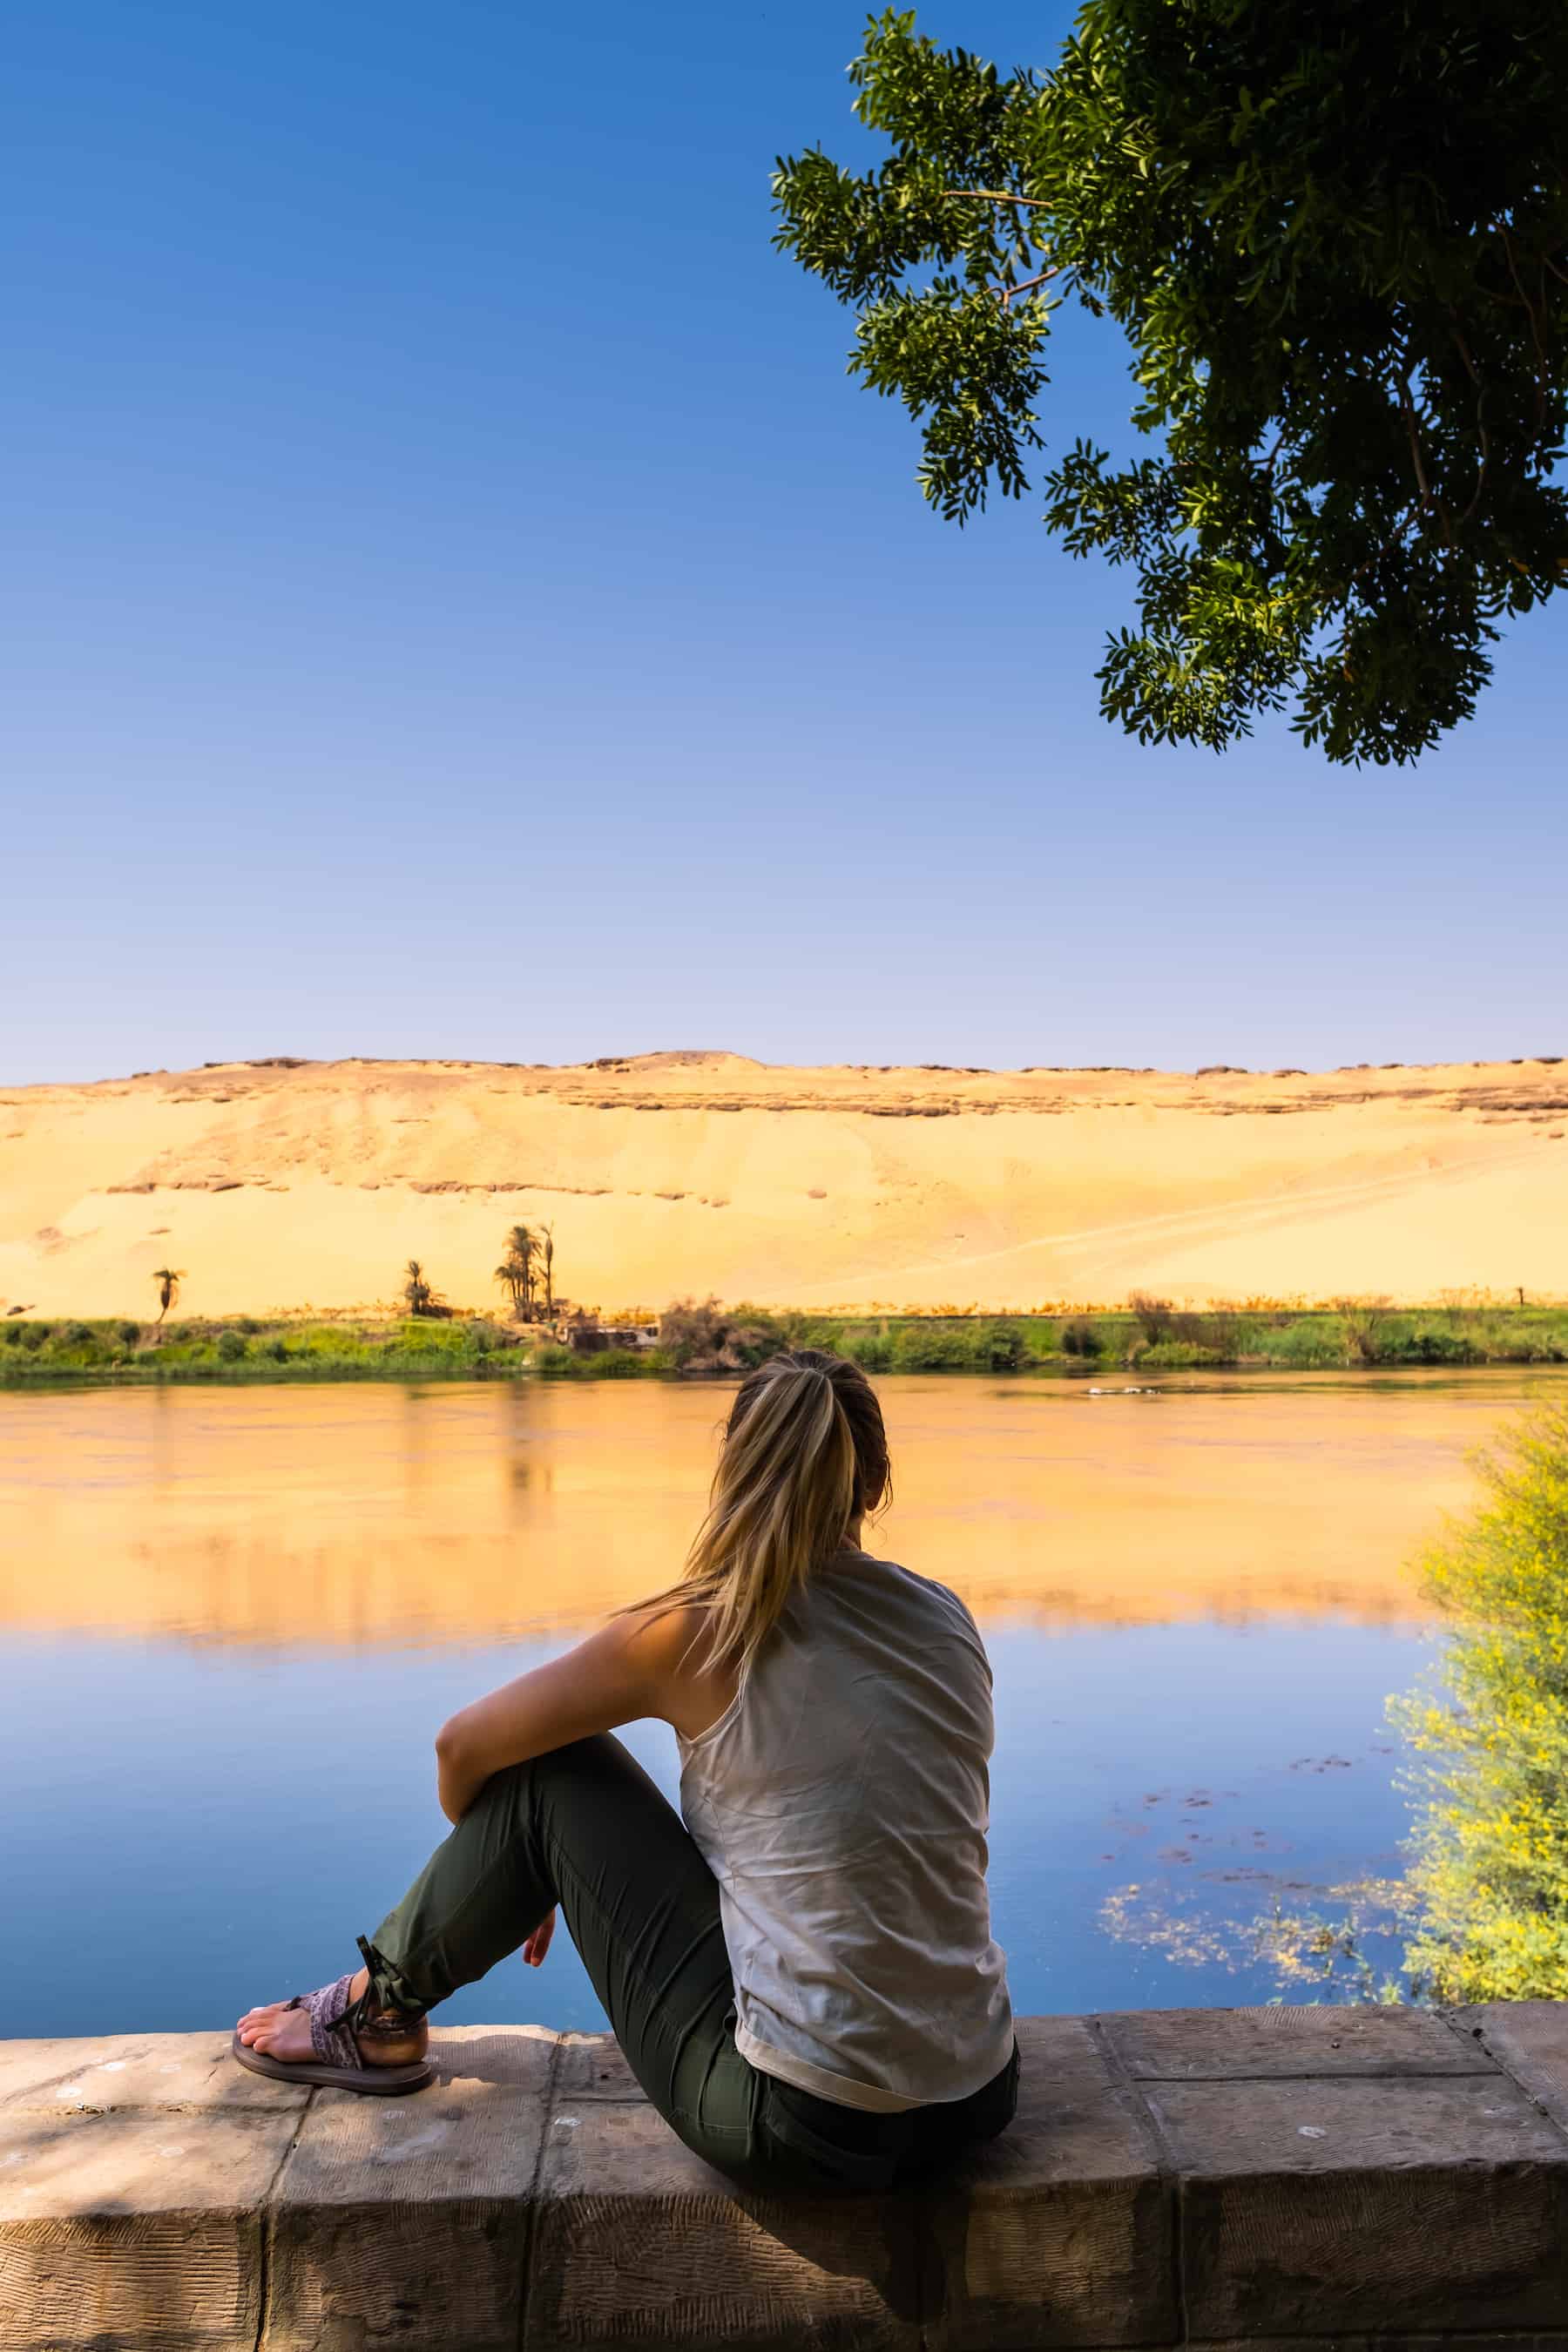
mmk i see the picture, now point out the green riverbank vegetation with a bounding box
[0,1314,556,1385]
[4,1291,1568,1389]
[1389,1406,1568,2001]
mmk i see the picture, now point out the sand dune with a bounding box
[1,1051,1565,1317]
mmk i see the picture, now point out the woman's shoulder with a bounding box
[614,1599,740,1740]
[839,1550,983,1636]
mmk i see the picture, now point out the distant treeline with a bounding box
[4,1294,1568,1388]
[642,1296,1568,1377]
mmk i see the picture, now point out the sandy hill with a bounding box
[1,1051,1565,1318]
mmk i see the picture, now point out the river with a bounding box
[5,1369,1561,2037]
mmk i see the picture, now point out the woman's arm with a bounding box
[433,1605,721,1823]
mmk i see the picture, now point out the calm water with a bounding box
[5,1369,1564,2037]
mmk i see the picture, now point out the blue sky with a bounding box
[5,1,1564,1085]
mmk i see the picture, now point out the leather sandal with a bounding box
[231,1941,433,2096]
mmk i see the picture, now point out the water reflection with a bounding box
[5,1371,1562,2036]
[5,1371,1558,1647]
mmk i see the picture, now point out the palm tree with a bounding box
[494,1257,525,1315]
[504,1224,537,1319]
[151,1267,185,1325]
[402,1259,434,1318]
[537,1223,556,1321]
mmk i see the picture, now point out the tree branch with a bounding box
[1396,365,1453,547]
[997,267,1063,306]
[1396,370,1432,504]
[1348,504,1420,592]
[1448,317,1490,525]
[952,188,1049,209]
[1500,222,1551,429]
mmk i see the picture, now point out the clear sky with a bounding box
[5,1,1564,1085]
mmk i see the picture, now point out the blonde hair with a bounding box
[623,1349,890,1675]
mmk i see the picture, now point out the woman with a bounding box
[233,1349,1017,2193]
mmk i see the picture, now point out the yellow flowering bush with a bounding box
[1391,1407,1568,2001]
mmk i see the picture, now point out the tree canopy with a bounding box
[774,3,1568,763]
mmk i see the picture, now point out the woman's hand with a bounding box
[522,1909,556,1968]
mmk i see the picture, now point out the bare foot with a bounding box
[236,1967,429,2068]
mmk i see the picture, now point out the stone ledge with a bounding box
[3,2006,1568,2350]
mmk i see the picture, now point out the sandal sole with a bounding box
[231,2029,434,2096]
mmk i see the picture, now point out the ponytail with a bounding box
[620,1349,889,1674]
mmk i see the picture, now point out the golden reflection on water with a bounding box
[0,1373,1554,1648]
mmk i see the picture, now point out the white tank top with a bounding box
[677,1550,1014,2112]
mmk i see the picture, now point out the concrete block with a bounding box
[261,2025,554,2352]
[525,2090,921,2351]
[0,2031,308,2117]
[1460,2001,1568,2135]
[0,2106,296,2352]
[1186,2337,1568,2351]
[554,2030,642,2100]
[1100,2001,1496,2079]
[923,2016,1175,2349]
[1150,2071,1568,2336]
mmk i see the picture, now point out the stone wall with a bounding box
[4,2004,1568,2349]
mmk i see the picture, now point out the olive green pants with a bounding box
[362,1732,1018,2194]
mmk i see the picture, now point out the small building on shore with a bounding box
[562,1312,661,1355]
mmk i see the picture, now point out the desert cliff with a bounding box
[2,1050,1565,1317]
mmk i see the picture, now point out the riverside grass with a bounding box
[4,1301,1568,1388]
[1391,1405,1568,2002]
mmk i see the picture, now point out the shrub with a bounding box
[118,1320,141,1344]
[1337,1294,1392,1363]
[977,1321,1026,1372]
[237,1316,262,1336]
[1060,1318,1103,1358]
[1125,1304,1243,1364]
[658,1297,788,1374]
[1196,1311,1243,1363]
[1390,1408,1568,1999]
[532,1343,576,1375]
[64,1321,94,1345]
[262,1337,289,1362]
[839,1328,894,1372]
[1380,1326,1484,1367]
[766,1313,833,1353]
[585,1348,650,1378]
[890,1325,970,1373]
[20,1324,51,1352]
[1137,1339,1226,1369]
[1268,1317,1345,1368]
[217,1330,247,1362]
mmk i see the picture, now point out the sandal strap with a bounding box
[353,1935,429,2031]
[306,1973,364,2071]
[278,1941,427,2074]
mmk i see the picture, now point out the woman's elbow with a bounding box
[435,1712,470,1768]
